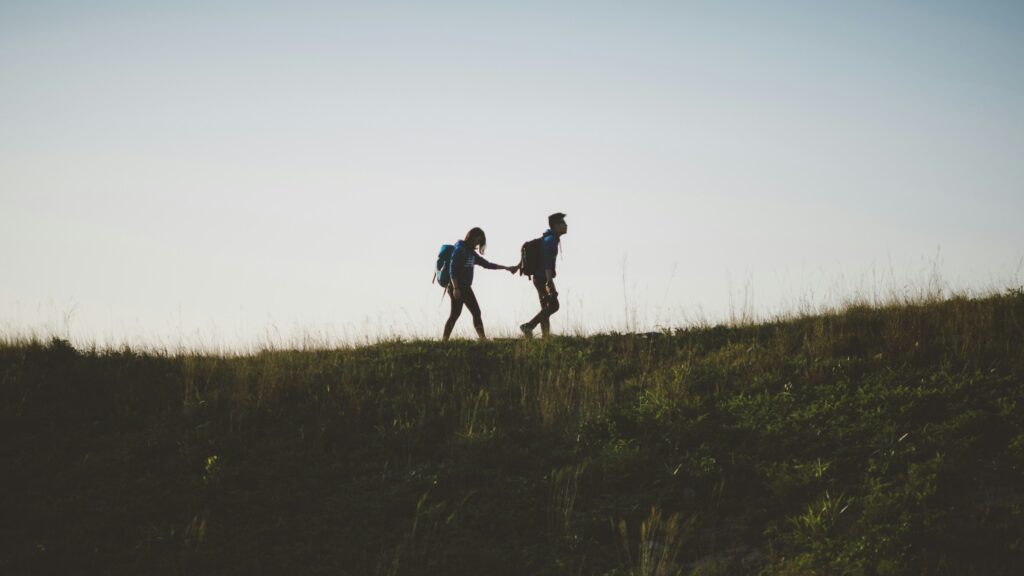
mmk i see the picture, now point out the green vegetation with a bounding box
[2,291,1023,575]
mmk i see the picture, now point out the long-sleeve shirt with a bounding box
[540,229,560,278]
[450,240,503,287]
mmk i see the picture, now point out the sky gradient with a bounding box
[2,0,1023,347]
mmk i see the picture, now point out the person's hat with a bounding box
[549,212,567,221]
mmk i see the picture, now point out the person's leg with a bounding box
[443,288,464,341]
[534,278,551,336]
[539,289,559,337]
[462,287,486,339]
[536,286,561,336]
[523,278,556,336]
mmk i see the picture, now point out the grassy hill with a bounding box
[2,290,1023,575]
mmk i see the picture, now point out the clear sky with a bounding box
[2,0,1023,348]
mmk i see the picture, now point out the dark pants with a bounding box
[443,285,485,340]
[525,278,560,337]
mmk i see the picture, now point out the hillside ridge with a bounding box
[2,291,1022,574]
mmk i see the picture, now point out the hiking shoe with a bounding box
[519,323,534,338]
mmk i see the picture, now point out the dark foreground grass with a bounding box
[2,291,1023,575]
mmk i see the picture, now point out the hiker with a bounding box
[520,212,568,338]
[442,227,517,341]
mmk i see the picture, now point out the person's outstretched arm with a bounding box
[475,254,516,272]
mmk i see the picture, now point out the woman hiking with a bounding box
[443,227,516,341]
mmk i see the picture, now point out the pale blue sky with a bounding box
[2,0,1022,347]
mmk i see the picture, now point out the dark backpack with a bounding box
[518,238,543,279]
[434,244,455,288]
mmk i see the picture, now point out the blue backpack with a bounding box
[434,244,455,289]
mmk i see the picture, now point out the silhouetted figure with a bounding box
[442,227,516,341]
[520,213,567,338]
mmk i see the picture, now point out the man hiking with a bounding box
[520,212,567,338]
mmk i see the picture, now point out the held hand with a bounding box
[452,288,462,301]
[507,265,518,274]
